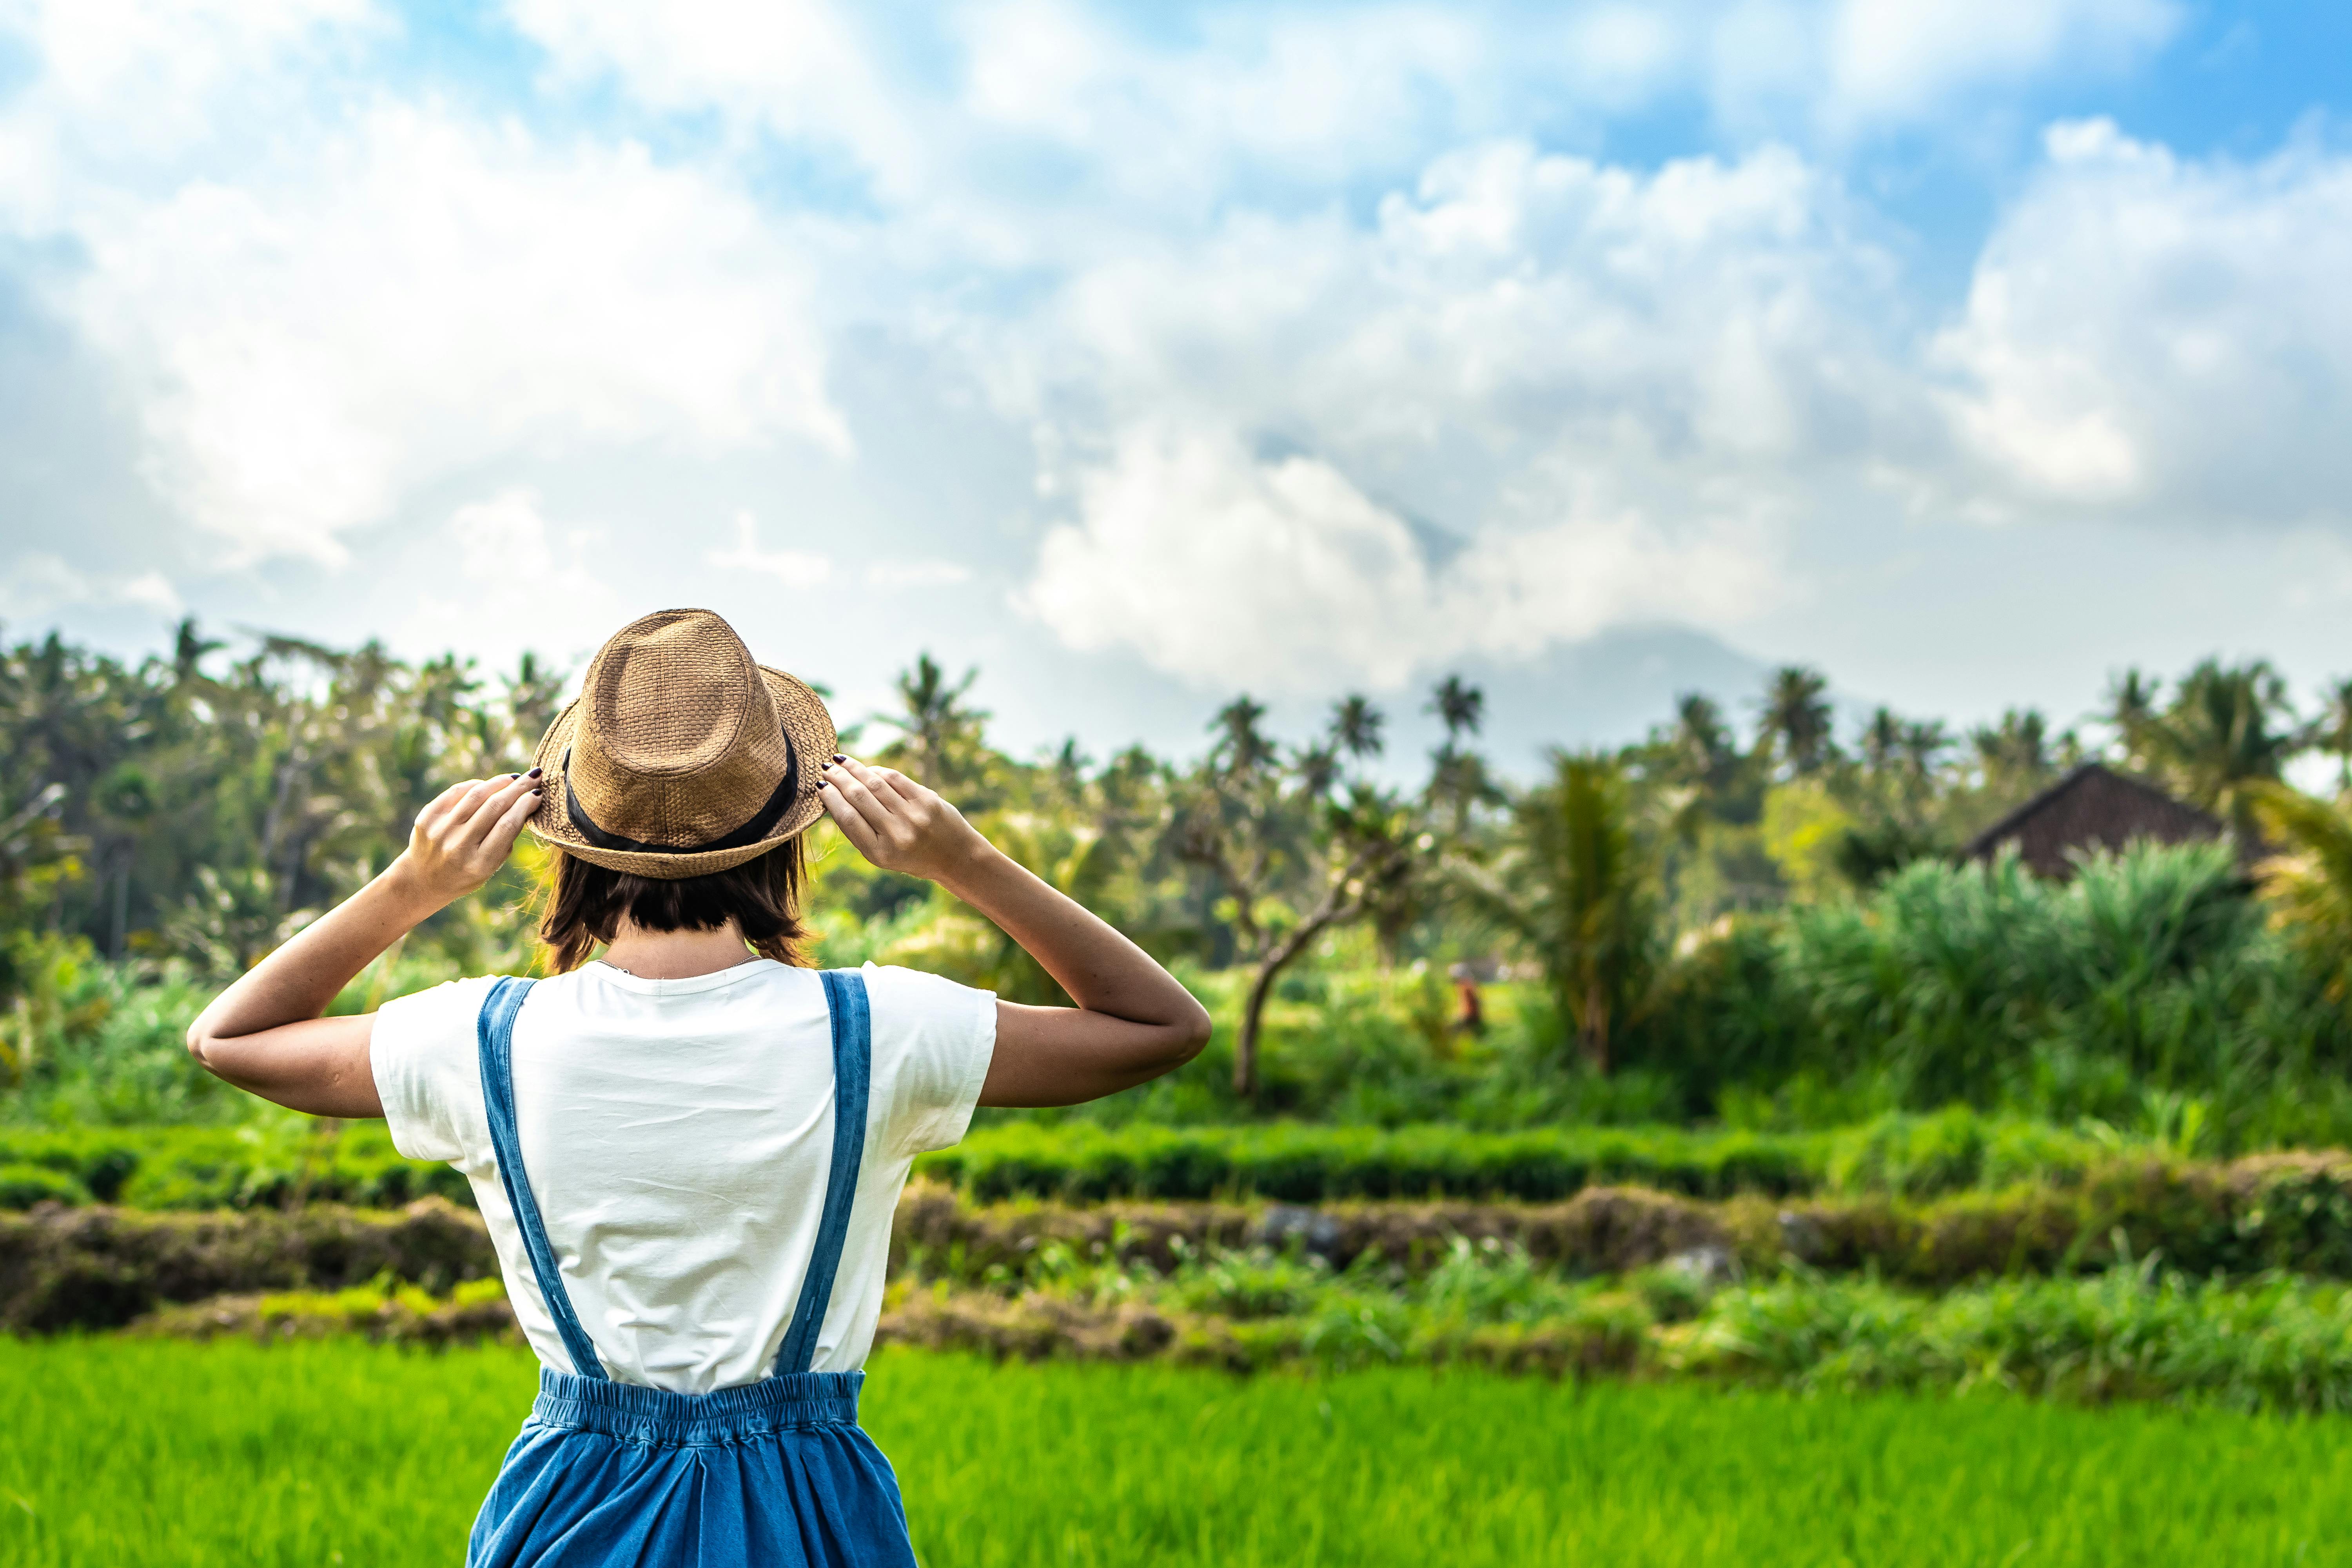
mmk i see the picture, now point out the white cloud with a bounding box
[0,552,181,618]
[38,105,846,564]
[1022,426,1783,692]
[451,488,561,582]
[416,488,615,646]
[505,0,926,199]
[999,138,1889,686]
[0,0,380,217]
[708,511,832,584]
[1936,120,2352,523]
[1823,0,2179,129]
[1014,138,1914,469]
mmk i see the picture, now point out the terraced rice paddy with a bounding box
[2,1340,2347,1565]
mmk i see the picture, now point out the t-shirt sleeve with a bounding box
[862,963,998,1158]
[369,976,499,1165]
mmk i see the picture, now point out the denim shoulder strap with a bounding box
[774,967,872,1375]
[475,975,606,1381]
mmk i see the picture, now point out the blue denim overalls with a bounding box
[464,970,919,1567]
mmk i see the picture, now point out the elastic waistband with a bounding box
[530,1367,863,1445]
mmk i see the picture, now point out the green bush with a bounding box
[1644,844,2352,1143]
[0,1123,470,1211]
[0,1110,2152,1211]
[0,1163,88,1209]
[915,1114,2132,1203]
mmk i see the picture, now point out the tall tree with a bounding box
[1178,688,1458,1096]
[1757,666,1835,777]
[2318,678,2352,794]
[885,654,991,802]
[1483,752,1656,1074]
[2127,659,2302,835]
[1858,707,1904,775]
[1428,676,1484,740]
[1971,708,2054,794]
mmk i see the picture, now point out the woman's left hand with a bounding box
[396,770,546,905]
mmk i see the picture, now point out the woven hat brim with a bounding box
[526,666,836,879]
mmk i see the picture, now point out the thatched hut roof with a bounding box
[1963,763,2229,880]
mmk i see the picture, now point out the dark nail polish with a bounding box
[528,767,543,778]
[832,753,846,764]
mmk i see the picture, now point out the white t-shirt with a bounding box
[369,958,995,1392]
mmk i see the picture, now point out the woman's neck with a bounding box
[597,918,759,980]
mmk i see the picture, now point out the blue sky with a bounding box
[3,0,2351,770]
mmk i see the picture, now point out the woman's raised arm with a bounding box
[817,756,1213,1107]
[183,771,544,1116]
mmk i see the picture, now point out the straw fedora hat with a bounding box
[527,608,837,878]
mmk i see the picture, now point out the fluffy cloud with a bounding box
[413,488,617,649]
[1820,0,2179,129]
[0,0,377,211]
[506,0,925,200]
[1003,138,1888,685]
[43,106,845,563]
[1016,139,1915,464]
[708,511,833,585]
[1938,120,2352,523]
[0,553,180,619]
[1023,425,1784,692]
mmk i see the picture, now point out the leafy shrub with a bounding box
[0,1163,87,1209]
[0,1122,470,1210]
[1647,844,2352,1144]
[917,1114,2132,1204]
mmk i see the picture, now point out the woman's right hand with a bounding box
[820,753,1212,1107]
[818,757,993,884]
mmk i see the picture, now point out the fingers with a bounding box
[486,781,544,850]
[821,759,899,837]
[412,777,477,837]
[855,760,923,806]
[819,777,888,862]
[452,771,542,850]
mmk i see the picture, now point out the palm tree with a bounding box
[1899,719,1950,781]
[1330,694,1385,762]
[1971,708,2053,793]
[888,654,990,799]
[2314,678,2352,793]
[2251,783,2352,1008]
[1210,695,1278,777]
[2106,667,2164,764]
[1428,675,1484,740]
[1859,707,1903,774]
[1486,752,1657,1074]
[1668,693,1738,791]
[1425,675,1494,836]
[1757,666,1835,777]
[2143,659,2302,836]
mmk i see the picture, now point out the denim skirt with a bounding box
[466,1368,918,1567]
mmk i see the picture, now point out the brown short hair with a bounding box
[537,840,811,974]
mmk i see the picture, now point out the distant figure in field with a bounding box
[1449,962,1485,1038]
[183,608,1211,1567]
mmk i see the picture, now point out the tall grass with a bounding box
[1644,842,2352,1145]
[1,1341,2346,1566]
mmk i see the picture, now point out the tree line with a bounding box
[2,620,2347,1105]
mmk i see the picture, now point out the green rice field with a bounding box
[1,1341,2347,1566]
